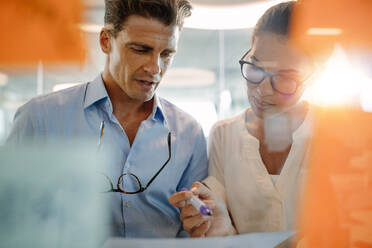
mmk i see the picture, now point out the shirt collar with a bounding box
[150,94,168,127]
[84,74,168,127]
[83,74,109,109]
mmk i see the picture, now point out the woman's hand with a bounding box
[169,181,236,237]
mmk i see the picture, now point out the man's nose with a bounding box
[143,54,161,75]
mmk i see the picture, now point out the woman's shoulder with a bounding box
[210,110,247,135]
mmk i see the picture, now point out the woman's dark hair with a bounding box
[252,1,331,64]
[104,0,192,37]
[253,1,296,38]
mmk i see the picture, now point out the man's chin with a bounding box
[130,93,155,103]
[143,96,155,103]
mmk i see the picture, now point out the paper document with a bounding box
[103,231,294,248]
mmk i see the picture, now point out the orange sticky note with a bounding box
[0,0,85,65]
[297,107,372,248]
[290,0,372,62]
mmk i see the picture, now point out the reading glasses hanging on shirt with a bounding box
[97,121,172,194]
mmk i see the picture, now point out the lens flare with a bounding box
[304,46,372,110]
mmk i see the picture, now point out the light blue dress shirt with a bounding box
[7,75,208,238]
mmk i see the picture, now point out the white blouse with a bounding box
[204,107,313,233]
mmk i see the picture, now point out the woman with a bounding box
[169,1,320,237]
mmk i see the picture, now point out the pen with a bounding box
[98,121,105,150]
[181,187,212,216]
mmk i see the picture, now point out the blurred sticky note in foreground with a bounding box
[0,0,85,65]
[290,0,372,61]
[298,107,372,247]
[0,141,110,247]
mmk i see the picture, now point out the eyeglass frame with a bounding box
[239,49,310,96]
[99,128,172,194]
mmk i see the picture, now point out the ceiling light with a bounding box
[161,68,215,87]
[184,0,286,30]
[79,0,287,32]
[79,24,102,33]
[307,28,343,36]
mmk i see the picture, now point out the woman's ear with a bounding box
[100,28,111,54]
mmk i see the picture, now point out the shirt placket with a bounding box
[120,120,153,237]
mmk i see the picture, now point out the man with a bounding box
[7,0,208,238]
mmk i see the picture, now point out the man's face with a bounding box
[104,15,179,102]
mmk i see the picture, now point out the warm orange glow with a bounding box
[0,0,85,65]
[305,46,372,108]
[290,0,372,62]
[297,107,372,247]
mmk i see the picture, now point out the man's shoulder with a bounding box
[158,97,201,127]
[20,83,88,112]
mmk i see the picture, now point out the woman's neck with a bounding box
[246,101,309,143]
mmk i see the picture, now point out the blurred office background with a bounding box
[0,0,372,144]
[0,0,270,143]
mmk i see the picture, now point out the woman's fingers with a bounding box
[169,181,219,238]
[179,204,200,221]
[190,181,213,200]
[182,212,210,233]
[203,199,216,210]
[190,220,211,238]
[169,191,193,208]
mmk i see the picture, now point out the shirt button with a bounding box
[125,201,130,208]
[125,163,130,169]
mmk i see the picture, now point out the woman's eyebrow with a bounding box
[251,55,302,74]
[277,69,301,74]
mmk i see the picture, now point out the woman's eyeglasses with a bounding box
[239,50,308,95]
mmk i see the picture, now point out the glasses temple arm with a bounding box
[144,132,172,190]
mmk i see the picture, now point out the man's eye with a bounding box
[132,48,148,54]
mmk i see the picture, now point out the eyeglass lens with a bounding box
[118,174,141,193]
[241,63,298,94]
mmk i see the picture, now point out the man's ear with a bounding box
[100,28,111,54]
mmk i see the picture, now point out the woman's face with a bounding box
[243,33,315,118]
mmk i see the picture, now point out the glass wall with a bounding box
[158,28,253,135]
[0,26,254,143]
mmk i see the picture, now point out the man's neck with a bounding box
[101,72,154,145]
[101,72,154,120]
